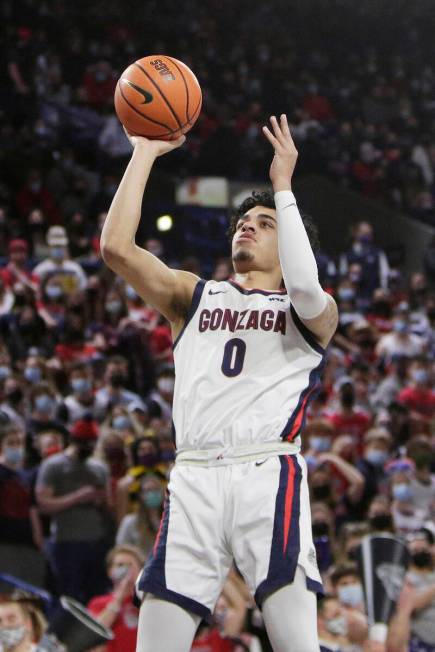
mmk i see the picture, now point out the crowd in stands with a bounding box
[1,0,435,232]
[0,1,434,651]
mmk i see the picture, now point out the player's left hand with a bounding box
[262,114,298,192]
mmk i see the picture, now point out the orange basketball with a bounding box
[114,55,202,141]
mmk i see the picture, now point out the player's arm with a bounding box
[263,115,338,348]
[100,132,199,328]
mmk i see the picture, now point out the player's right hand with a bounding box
[123,126,186,157]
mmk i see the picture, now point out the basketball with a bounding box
[114,55,202,141]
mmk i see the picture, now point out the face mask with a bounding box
[50,247,65,260]
[312,521,329,538]
[157,378,175,394]
[365,449,388,467]
[312,484,331,501]
[138,453,159,467]
[310,436,331,453]
[341,388,355,408]
[112,416,130,430]
[35,394,55,413]
[0,626,27,649]
[4,446,24,465]
[393,483,413,501]
[349,272,361,283]
[111,564,129,583]
[24,367,41,383]
[106,300,122,314]
[325,615,348,637]
[369,514,393,531]
[46,285,63,299]
[141,489,163,509]
[125,285,138,300]
[412,369,429,385]
[110,373,126,388]
[411,551,432,569]
[0,366,11,380]
[104,446,125,462]
[347,546,359,561]
[44,445,62,457]
[393,320,408,334]
[358,234,372,245]
[338,288,355,302]
[338,583,364,607]
[6,388,23,404]
[71,378,91,394]
[76,443,94,461]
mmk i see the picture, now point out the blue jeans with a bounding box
[47,538,111,604]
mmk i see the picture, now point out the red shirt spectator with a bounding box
[191,628,236,652]
[88,594,139,652]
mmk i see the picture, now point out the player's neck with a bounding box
[232,271,283,292]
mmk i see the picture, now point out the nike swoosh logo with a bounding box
[255,459,267,466]
[122,79,153,104]
[208,290,228,295]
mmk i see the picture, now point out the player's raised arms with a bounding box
[100,132,198,330]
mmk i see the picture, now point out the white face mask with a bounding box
[111,564,129,584]
[157,378,174,394]
[325,615,348,637]
[0,626,27,649]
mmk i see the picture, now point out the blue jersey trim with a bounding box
[289,305,325,355]
[137,582,212,622]
[228,279,287,296]
[172,279,206,350]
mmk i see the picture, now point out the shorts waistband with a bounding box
[175,441,300,467]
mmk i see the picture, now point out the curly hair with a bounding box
[227,190,320,252]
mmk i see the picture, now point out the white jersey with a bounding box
[173,279,325,452]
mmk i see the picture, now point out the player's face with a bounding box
[231,205,280,273]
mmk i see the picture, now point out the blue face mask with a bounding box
[125,285,138,300]
[141,489,163,509]
[412,369,429,385]
[0,366,11,380]
[393,483,413,501]
[365,449,388,467]
[310,436,331,453]
[112,416,131,430]
[46,286,63,299]
[71,378,91,394]
[338,288,355,302]
[105,300,122,314]
[358,234,372,245]
[4,446,24,466]
[50,247,65,260]
[35,394,55,414]
[24,367,41,384]
[338,583,364,607]
[393,319,408,334]
[160,450,176,463]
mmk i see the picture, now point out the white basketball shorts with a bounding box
[137,453,323,621]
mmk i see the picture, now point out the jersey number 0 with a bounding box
[221,338,246,377]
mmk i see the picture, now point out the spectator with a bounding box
[36,417,111,603]
[0,423,45,586]
[398,357,435,420]
[94,355,145,419]
[58,362,102,425]
[387,459,427,534]
[326,377,371,450]
[376,308,425,361]
[329,563,368,645]
[0,239,37,294]
[0,594,49,652]
[88,544,145,652]
[339,221,390,297]
[32,226,87,293]
[317,595,353,652]
[116,472,164,555]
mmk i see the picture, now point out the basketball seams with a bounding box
[118,83,174,136]
[133,62,183,129]
[163,56,189,124]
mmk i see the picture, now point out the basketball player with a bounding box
[101,114,338,652]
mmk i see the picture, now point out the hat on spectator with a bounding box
[8,239,29,253]
[47,225,68,247]
[71,418,99,440]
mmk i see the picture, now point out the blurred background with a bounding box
[0,1,434,651]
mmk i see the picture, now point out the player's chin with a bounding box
[232,249,255,266]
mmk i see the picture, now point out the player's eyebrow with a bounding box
[238,213,277,223]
